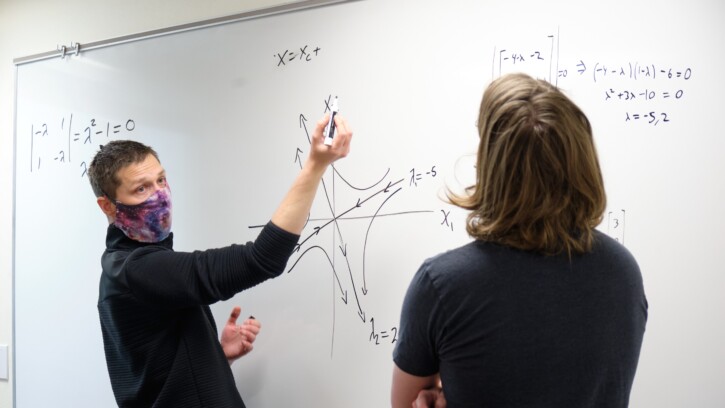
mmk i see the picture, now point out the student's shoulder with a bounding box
[591,230,639,267]
[420,240,503,278]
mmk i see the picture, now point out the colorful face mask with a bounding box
[113,185,172,243]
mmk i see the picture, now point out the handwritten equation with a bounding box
[625,111,669,125]
[409,166,437,187]
[369,318,398,345]
[605,88,684,102]
[492,30,694,127]
[584,63,691,83]
[274,44,322,67]
[28,114,136,177]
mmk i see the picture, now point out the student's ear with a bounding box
[97,196,116,219]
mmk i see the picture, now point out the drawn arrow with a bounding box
[299,114,311,143]
[294,148,304,168]
[384,181,393,193]
[339,244,366,322]
[341,289,348,304]
[358,178,403,207]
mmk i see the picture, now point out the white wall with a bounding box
[0,1,290,406]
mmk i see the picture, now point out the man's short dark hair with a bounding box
[87,140,160,201]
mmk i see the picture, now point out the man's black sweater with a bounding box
[98,222,299,407]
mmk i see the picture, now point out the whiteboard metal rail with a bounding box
[12,0,357,66]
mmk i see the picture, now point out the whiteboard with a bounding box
[13,0,725,406]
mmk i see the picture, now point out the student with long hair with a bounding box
[392,73,647,408]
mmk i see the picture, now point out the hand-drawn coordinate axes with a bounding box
[249,107,439,353]
[288,113,417,325]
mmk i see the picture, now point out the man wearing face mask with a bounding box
[88,114,352,408]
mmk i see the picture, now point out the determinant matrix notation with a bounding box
[28,114,136,177]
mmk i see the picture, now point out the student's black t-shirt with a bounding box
[394,231,647,407]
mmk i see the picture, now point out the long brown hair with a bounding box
[448,73,606,255]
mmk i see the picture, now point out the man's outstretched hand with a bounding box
[221,306,261,364]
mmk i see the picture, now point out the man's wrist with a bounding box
[301,158,328,178]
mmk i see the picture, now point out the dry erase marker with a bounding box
[324,96,339,146]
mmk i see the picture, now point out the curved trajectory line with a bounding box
[287,245,348,305]
[286,241,345,358]
[300,113,391,191]
[362,187,403,295]
[332,165,390,191]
